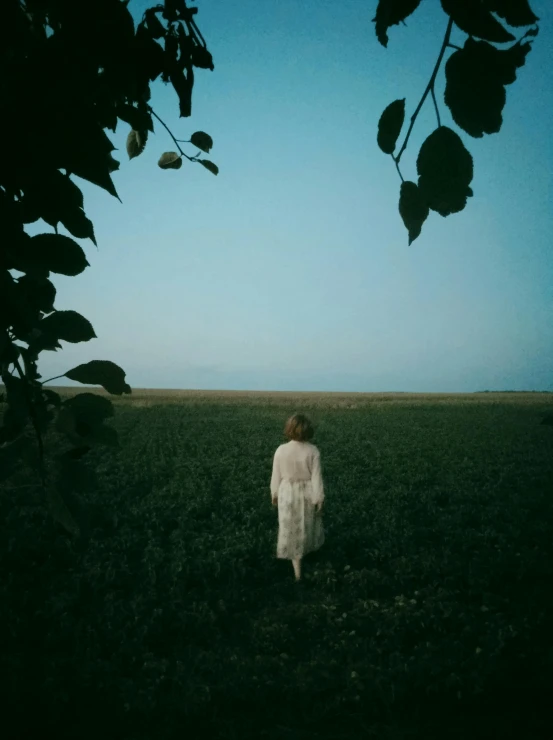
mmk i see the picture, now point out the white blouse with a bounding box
[270,440,325,504]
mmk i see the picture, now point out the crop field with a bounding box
[1,391,553,740]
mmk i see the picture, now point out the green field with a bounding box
[2,391,553,740]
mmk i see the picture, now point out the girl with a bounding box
[270,413,325,581]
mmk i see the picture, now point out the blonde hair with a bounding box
[284,413,314,442]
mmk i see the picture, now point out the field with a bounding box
[1,390,553,740]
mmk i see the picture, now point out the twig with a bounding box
[42,374,65,385]
[447,42,462,51]
[394,158,404,183]
[148,107,195,161]
[431,85,441,127]
[394,17,454,167]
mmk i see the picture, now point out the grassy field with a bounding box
[1,390,553,740]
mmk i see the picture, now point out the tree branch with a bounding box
[148,107,195,161]
[394,17,454,167]
[431,86,441,128]
[394,158,404,183]
[42,374,65,385]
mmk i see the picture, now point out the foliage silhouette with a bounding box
[0,0,216,534]
[373,0,539,244]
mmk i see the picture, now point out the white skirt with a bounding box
[276,480,324,560]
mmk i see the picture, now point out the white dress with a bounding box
[270,440,325,560]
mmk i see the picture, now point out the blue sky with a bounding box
[36,0,552,392]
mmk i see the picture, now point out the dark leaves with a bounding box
[16,275,56,314]
[191,131,213,153]
[19,171,85,230]
[483,0,539,28]
[377,99,406,155]
[171,67,194,117]
[60,208,97,245]
[56,393,119,452]
[39,310,96,344]
[127,129,148,159]
[440,0,515,43]
[64,393,114,426]
[373,0,423,47]
[399,181,429,245]
[445,37,534,138]
[158,152,183,169]
[117,104,154,133]
[64,360,131,395]
[198,160,219,176]
[144,8,166,39]
[417,126,473,217]
[43,389,62,408]
[27,234,89,276]
[60,119,120,199]
[192,47,214,70]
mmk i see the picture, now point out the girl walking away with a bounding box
[270,413,325,581]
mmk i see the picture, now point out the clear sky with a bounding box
[35,0,552,392]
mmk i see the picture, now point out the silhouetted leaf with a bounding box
[191,131,213,153]
[69,131,120,199]
[373,0,423,47]
[90,423,120,448]
[199,160,219,176]
[145,7,166,38]
[27,234,89,276]
[445,38,533,137]
[18,195,41,224]
[191,47,214,70]
[60,208,97,245]
[399,181,429,245]
[117,104,154,133]
[16,275,56,314]
[127,129,148,160]
[21,171,85,231]
[65,360,131,395]
[483,0,539,27]
[441,0,515,43]
[158,152,183,169]
[417,126,473,217]
[39,310,96,343]
[171,68,193,117]
[134,27,166,82]
[377,99,405,155]
[64,393,114,426]
[55,406,76,436]
[43,389,61,408]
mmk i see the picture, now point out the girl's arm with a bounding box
[311,448,325,507]
[270,448,281,503]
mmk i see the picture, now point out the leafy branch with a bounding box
[394,17,454,170]
[373,0,540,245]
[0,0,217,536]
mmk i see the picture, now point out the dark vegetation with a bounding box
[2,393,553,739]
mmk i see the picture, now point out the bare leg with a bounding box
[292,558,301,581]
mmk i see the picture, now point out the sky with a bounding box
[33,0,553,392]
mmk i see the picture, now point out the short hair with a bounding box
[284,413,314,442]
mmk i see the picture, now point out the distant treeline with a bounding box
[476,390,552,393]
